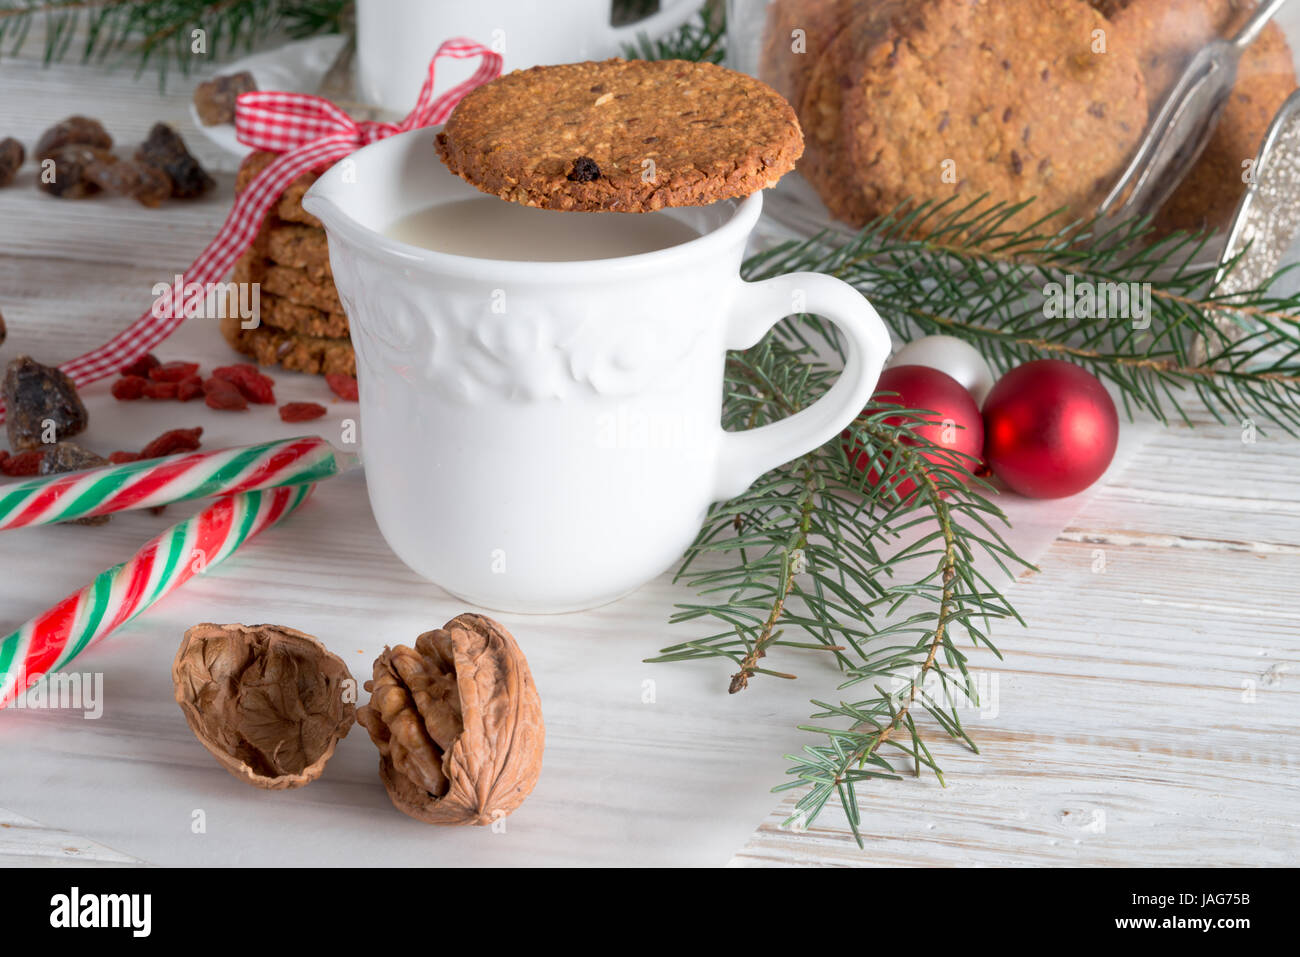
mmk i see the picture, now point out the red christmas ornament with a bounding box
[845,364,984,499]
[981,360,1119,498]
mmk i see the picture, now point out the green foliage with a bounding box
[0,0,351,81]
[620,6,725,64]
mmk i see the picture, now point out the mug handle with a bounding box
[714,273,892,501]
[604,0,702,47]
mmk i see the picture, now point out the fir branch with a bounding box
[620,5,725,64]
[756,197,1300,432]
[649,303,1029,844]
[0,0,349,81]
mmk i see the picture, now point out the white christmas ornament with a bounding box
[890,335,996,406]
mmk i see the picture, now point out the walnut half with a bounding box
[357,614,545,826]
[172,623,356,790]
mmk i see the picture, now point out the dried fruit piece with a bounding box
[86,158,172,208]
[120,353,160,378]
[357,614,545,826]
[0,137,24,187]
[34,116,112,161]
[1,449,44,476]
[139,427,202,459]
[108,450,141,465]
[203,375,247,411]
[111,375,147,400]
[278,401,327,423]
[149,360,200,382]
[3,355,88,451]
[130,161,172,207]
[39,442,110,525]
[566,156,601,182]
[193,70,258,125]
[324,372,358,401]
[38,144,114,199]
[172,623,356,790]
[135,123,214,199]
[176,374,203,402]
[142,380,178,400]
[213,362,258,378]
[213,363,275,404]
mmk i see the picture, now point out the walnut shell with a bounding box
[172,623,356,790]
[357,614,545,826]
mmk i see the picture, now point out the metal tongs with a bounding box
[1097,0,1291,225]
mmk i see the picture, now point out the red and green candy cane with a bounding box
[0,435,354,530]
[0,484,313,710]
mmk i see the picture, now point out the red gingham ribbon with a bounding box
[0,38,501,423]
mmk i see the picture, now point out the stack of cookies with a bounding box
[220,150,356,378]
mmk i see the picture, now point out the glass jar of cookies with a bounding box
[728,0,1300,242]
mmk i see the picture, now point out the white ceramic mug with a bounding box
[303,128,890,613]
[356,0,702,112]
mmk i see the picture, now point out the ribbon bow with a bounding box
[0,39,501,422]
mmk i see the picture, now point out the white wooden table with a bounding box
[1,42,1297,868]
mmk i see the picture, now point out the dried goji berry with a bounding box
[111,375,147,400]
[142,379,178,400]
[203,376,247,411]
[176,374,203,402]
[119,353,159,378]
[212,362,258,376]
[139,427,203,459]
[213,363,275,404]
[149,360,200,383]
[1,449,44,476]
[278,401,327,423]
[324,372,358,401]
[108,450,141,465]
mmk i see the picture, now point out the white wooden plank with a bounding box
[0,806,146,867]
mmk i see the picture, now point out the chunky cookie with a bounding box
[1101,0,1297,233]
[234,255,344,314]
[257,292,350,339]
[265,224,332,282]
[435,58,803,211]
[235,150,325,228]
[759,0,856,118]
[798,0,1148,231]
[221,315,356,378]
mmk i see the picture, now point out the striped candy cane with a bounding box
[0,484,313,710]
[0,436,355,530]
